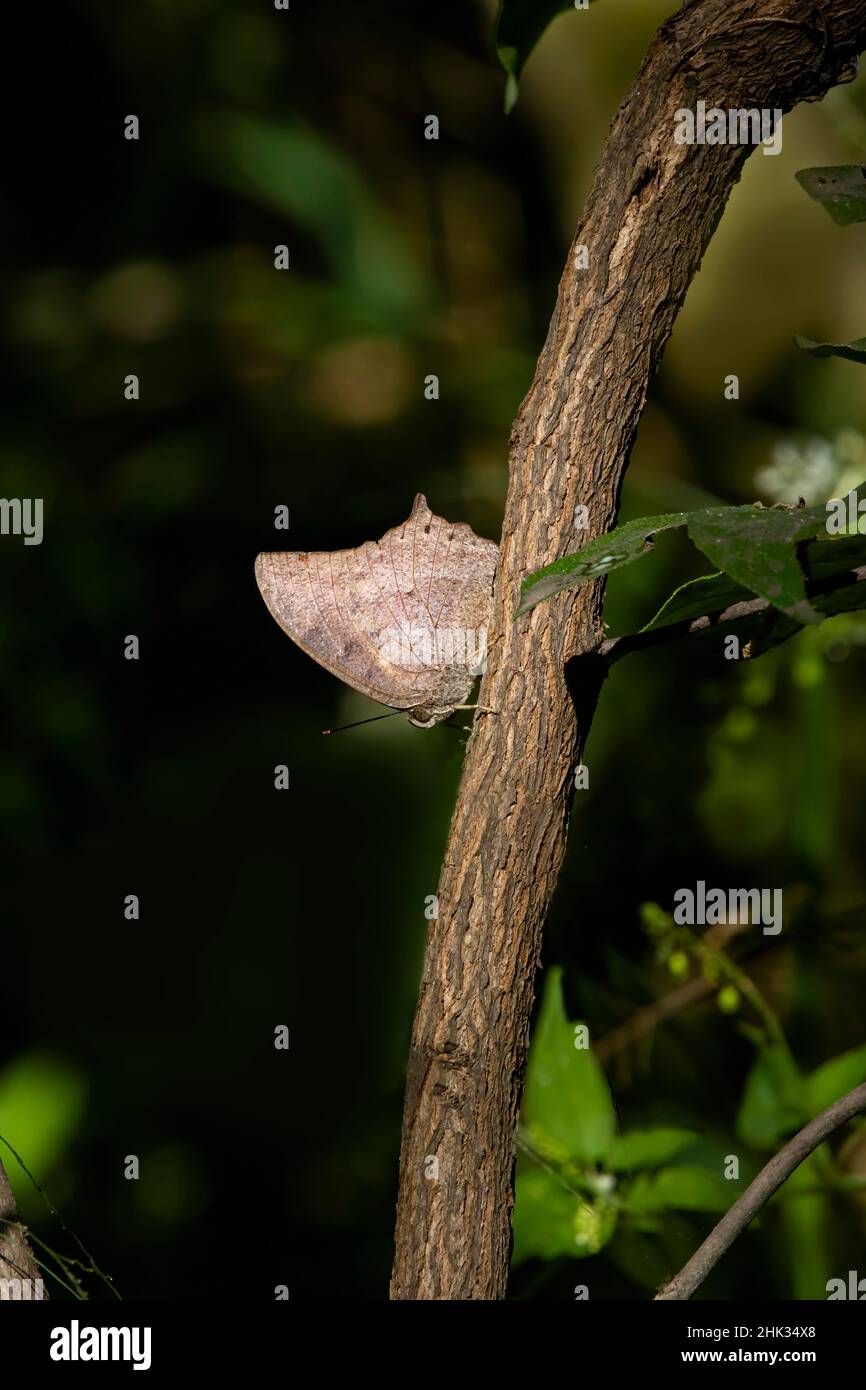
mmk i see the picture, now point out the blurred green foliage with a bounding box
[0,1057,87,1219]
[515,930,866,1293]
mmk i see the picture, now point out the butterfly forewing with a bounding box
[255,494,498,716]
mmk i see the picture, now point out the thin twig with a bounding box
[594,921,750,1063]
[515,1131,595,1203]
[594,974,716,1063]
[0,1135,120,1299]
[654,1082,866,1299]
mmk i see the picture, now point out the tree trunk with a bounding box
[0,1159,43,1297]
[390,0,866,1300]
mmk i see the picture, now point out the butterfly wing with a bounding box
[255,495,498,711]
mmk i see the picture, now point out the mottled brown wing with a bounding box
[254,494,498,710]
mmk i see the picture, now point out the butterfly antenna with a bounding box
[322,711,403,736]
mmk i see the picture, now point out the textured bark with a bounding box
[0,1159,43,1297]
[390,0,866,1300]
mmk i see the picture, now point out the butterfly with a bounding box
[255,494,499,727]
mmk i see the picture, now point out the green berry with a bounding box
[717,985,741,1014]
[668,950,689,980]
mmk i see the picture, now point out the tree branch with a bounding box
[390,0,866,1300]
[594,920,749,1064]
[598,566,866,663]
[654,1083,866,1299]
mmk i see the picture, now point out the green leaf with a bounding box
[512,1169,616,1264]
[795,165,866,226]
[605,582,802,665]
[626,1165,733,1215]
[736,1045,806,1149]
[516,512,688,616]
[795,334,866,365]
[496,2,596,111]
[512,1168,585,1263]
[605,528,866,663]
[522,966,616,1164]
[812,577,866,620]
[519,488,866,640]
[642,571,755,633]
[769,1153,833,1298]
[808,531,866,580]
[804,1045,866,1116]
[686,502,828,621]
[609,1128,698,1171]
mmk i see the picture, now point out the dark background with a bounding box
[2,0,865,1299]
